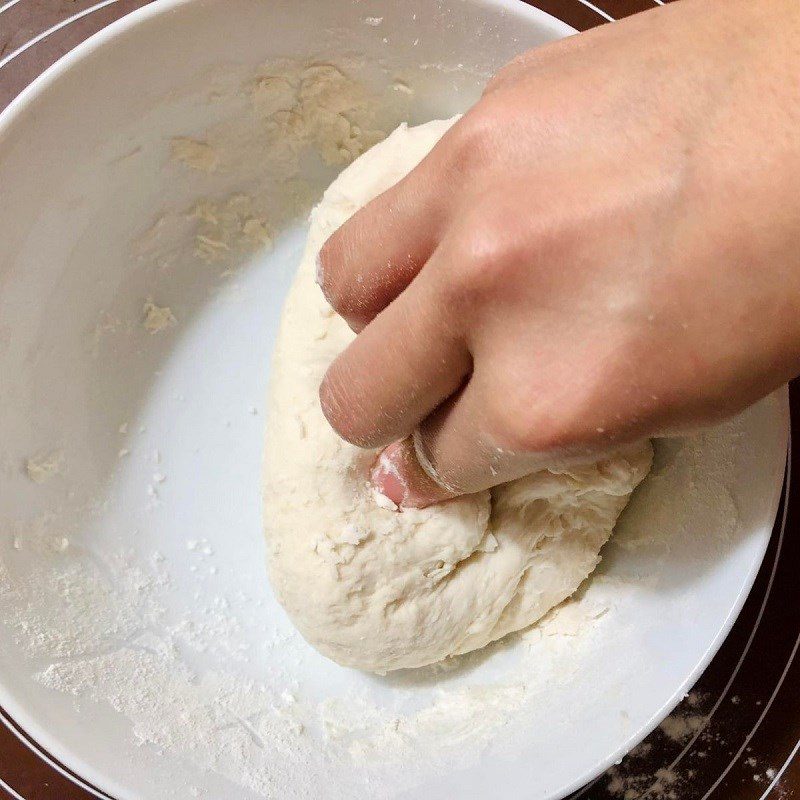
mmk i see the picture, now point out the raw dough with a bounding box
[263,119,653,672]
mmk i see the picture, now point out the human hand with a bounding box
[317,0,800,507]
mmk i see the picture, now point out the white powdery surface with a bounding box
[2,543,323,798]
[0,514,617,799]
[0,417,751,799]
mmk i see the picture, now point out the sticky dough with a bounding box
[263,118,653,672]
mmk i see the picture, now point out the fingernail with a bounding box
[370,440,451,509]
[370,442,408,507]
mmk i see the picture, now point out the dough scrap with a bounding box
[170,137,219,172]
[263,119,653,672]
[26,451,64,484]
[141,299,176,334]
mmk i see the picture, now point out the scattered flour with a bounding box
[0,516,614,799]
[0,418,760,798]
[659,712,707,742]
[89,311,125,357]
[607,754,682,799]
[605,688,788,799]
[135,59,408,289]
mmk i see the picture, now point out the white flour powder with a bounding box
[0,421,748,799]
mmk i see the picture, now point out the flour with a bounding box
[607,755,682,799]
[89,311,125,357]
[346,683,527,762]
[604,688,789,799]
[659,712,707,742]
[0,495,629,799]
[0,414,753,800]
[140,59,406,287]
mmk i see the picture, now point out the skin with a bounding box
[316,0,800,508]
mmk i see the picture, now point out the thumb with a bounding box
[370,438,456,509]
[369,375,526,508]
[368,373,589,509]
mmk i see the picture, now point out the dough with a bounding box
[263,119,653,672]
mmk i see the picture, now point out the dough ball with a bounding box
[263,118,652,672]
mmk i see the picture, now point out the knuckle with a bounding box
[441,201,577,312]
[485,38,583,96]
[444,208,522,306]
[483,54,529,94]
[485,387,570,455]
[440,106,498,177]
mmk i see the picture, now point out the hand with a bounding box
[317,0,800,507]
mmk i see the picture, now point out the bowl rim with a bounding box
[0,0,576,139]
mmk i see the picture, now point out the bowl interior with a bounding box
[0,1,787,799]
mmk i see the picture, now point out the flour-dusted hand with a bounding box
[317,0,800,507]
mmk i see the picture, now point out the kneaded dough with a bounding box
[264,118,653,672]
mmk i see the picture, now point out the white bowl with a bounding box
[0,1,788,799]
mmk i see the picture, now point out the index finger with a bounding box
[317,119,458,331]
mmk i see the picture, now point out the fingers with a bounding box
[319,263,472,449]
[317,156,446,332]
[370,372,538,508]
